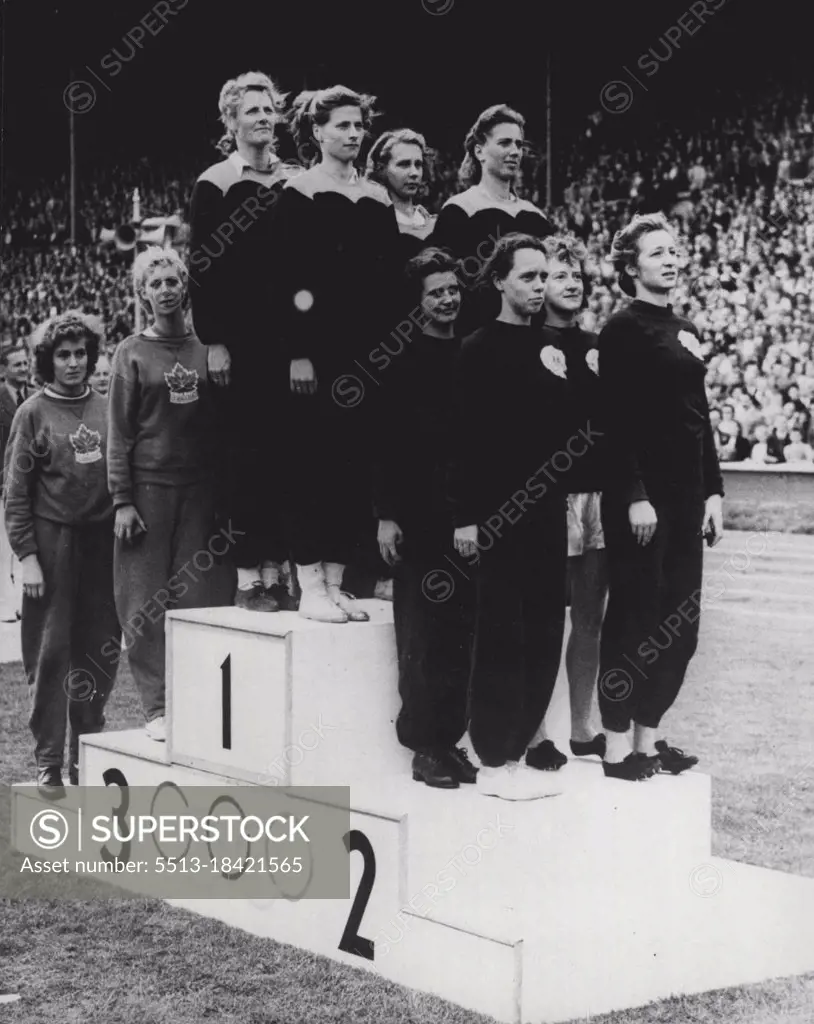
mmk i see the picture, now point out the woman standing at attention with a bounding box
[274,85,401,623]
[597,212,724,781]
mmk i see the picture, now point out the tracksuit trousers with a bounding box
[468,508,568,767]
[598,497,704,732]
[393,543,474,753]
[22,517,120,768]
[114,480,235,722]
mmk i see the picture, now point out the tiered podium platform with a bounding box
[14,602,814,1022]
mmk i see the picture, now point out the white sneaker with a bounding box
[476,762,562,801]
[299,590,349,623]
[145,716,166,742]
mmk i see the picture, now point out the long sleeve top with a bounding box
[273,167,403,376]
[373,331,460,548]
[448,320,570,529]
[598,299,724,509]
[107,330,212,508]
[188,151,301,366]
[542,323,606,494]
[4,387,113,559]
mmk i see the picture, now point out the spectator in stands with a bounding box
[89,354,112,396]
[749,424,777,464]
[0,346,31,621]
[767,413,792,462]
[784,428,814,463]
[4,312,120,794]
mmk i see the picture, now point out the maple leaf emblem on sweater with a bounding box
[585,349,599,375]
[164,362,199,404]
[678,330,704,360]
[540,345,567,379]
[69,423,103,464]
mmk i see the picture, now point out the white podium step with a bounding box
[17,601,810,1023]
[166,602,409,785]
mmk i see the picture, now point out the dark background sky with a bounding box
[2,0,813,183]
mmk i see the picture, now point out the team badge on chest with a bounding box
[678,330,704,360]
[165,362,199,404]
[69,423,103,464]
[540,346,567,379]
[585,349,599,375]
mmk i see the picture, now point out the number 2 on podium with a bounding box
[339,830,376,960]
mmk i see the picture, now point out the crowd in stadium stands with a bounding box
[2,84,813,462]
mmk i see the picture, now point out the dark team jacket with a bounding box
[272,167,403,381]
[448,320,570,529]
[372,331,461,549]
[542,323,606,495]
[187,153,301,368]
[598,299,724,510]
[433,188,555,332]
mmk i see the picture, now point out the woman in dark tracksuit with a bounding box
[451,233,569,802]
[597,212,724,781]
[274,85,402,624]
[375,247,476,790]
[432,104,553,334]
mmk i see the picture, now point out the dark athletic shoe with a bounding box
[526,740,568,771]
[444,747,478,784]
[602,753,659,781]
[655,741,699,775]
[412,751,459,789]
[569,734,607,758]
[37,766,66,799]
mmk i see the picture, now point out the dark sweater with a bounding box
[543,323,606,494]
[373,331,460,548]
[598,299,724,508]
[273,169,403,374]
[107,330,212,507]
[449,320,570,529]
[4,387,113,559]
[188,154,299,366]
[433,190,554,332]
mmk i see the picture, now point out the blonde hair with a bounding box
[133,247,188,310]
[366,128,427,187]
[216,71,287,155]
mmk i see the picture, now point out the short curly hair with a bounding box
[216,71,287,155]
[610,211,674,297]
[33,311,103,384]
[403,246,462,310]
[133,246,188,313]
[543,233,592,307]
[366,129,427,188]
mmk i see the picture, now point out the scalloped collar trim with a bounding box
[443,187,543,218]
[284,166,392,205]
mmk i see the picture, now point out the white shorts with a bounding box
[567,491,605,558]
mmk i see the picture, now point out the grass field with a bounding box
[1,531,814,1022]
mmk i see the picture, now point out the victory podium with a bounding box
[28,602,814,1020]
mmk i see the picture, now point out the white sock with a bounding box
[296,562,324,597]
[605,730,632,764]
[323,562,345,591]
[237,567,262,591]
[260,562,281,589]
